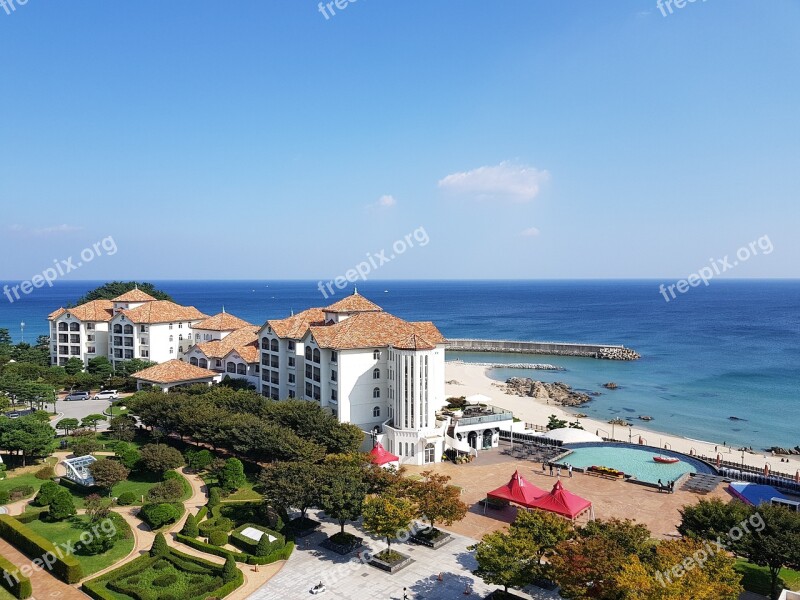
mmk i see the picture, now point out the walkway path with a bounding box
[0,537,87,600]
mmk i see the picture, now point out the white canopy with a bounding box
[534,428,603,444]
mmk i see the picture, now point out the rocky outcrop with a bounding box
[504,378,592,407]
[603,382,618,389]
[598,347,640,361]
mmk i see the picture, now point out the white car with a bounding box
[93,390,119,400]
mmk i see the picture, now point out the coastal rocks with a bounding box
[504,378,592,407]
[449,360,565,371]
[608,418,629,426]
[770,446,800,456]
[598,347,640,361]
[603,382,619,390]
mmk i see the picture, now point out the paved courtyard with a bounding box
[249,510,560,600]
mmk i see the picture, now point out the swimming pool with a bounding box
[562,444,712,484]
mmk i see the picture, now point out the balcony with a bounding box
[445,405,514,427]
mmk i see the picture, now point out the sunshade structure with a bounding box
[529,480,594,521]
[369,442,399,467]
[486,470,547,509]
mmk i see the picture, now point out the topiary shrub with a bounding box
[207,487,221,508]
[48,489,76,521]
[9,485,35,501]
[150,532,168,556]
[140,503,181,530]
[222,554,237,583]
[208,530,228,546]
[32,481,60,507]
[35,465,56,480]
[182,513,199,538]
[146,478,184,503]
[0,491,9,505]
[116,491,137,506]
[152,573,178,587]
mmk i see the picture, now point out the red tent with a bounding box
[487,470,547,508]
[369,442,399,466]
[529,480,593,520]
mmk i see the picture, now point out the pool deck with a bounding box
[405,446,730,541]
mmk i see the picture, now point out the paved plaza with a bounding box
[249,510,560,600]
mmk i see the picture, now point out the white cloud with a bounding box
[520,227,540,237]
[34,224,82,235]
[438,161,549,202]
[368,194,397,210]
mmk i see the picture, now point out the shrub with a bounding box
[0,491,8,505]
[182,514,199,538]
[150,532,168,556]
[48,489,76,521]
[139,444,184,474]
[163,470,181,482]
[222,555,237,583]
[116,492,137,506]
[152,573,178,587]
[8,486,34,501]
[32,481,59,507]
[218,458,246,492]
[0,515,83,583]
[185,448,214,471]
[207,487,221,508]
[208,530,228,546]
[79,519,117,555]
[0,552,32,599]
[140,503,181,529]
[34,465,55,480]
[146,479,184,503]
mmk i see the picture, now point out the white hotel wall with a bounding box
[337,349,389,429]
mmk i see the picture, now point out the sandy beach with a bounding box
[445,361,800,475]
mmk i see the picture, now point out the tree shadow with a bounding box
[408,571,479,599]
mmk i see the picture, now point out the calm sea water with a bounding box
[1,279,797,449]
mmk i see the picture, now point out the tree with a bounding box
[84,494,112,522]
[48,489,76,521]
[222,554,237,583]
[0,329,12,346]
[743,504,800,600]
[0,414,56,466]
[218,458,246,492]
[511,508,573,566]
[108,415,137,441]
[139,444,184,475]
[259,461,322,521]
[185,448,214,471]
[33,481,61,507]
[71,282,173,307]
[56,418,80,436]
[361,494,417,554]
[182,513,199,537]
[81,414,106,433]
[411,470,468,532]
[318,455,368,534]
[472,529,541,593]
[150,532,169,556]
[255,532,273,557]
[89,458,130,494]
[114,442,141,470]
[86,356,113,379]
[64,357,84,376]
[679,498,752,546]
[146,478,184,503]
[71,437,101,457]
[550,533,631,599]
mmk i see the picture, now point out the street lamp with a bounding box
[20,321,25,344]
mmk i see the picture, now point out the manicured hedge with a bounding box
[196,506,208,522]
[175,533,246,561]
[0,586,19,600]
[0,553,32,599]
[0,515,83,583]
[229,523,284,556]
[13,512,41,525]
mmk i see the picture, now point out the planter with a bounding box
[367,550,414,574]
[288,517,320,538]
[410,527,453,550]
[320,532,363,555]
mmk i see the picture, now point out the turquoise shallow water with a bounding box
[1,279,797,449]
[560,446,697,484]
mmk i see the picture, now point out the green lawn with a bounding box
[25,513,134,576]
[0,473,46,501]
[110,470,191,505]
[201,474,261,502]
[736,559,800,596]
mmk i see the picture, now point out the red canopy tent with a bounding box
[529,480,594,521]
[486,470,547,509]
[369,442,399,467]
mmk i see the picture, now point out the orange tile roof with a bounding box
[266,308,326,340]
[191,326,259,360]
[323,291,383,314]
[112,289,157,303]
[48,300,114,322]
[309,312,445,351]
[193,312,254,331]
[119,301,208,324]
[225,340,259,364]
[132,359,219,384]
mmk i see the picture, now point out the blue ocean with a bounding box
[1,279,798,450]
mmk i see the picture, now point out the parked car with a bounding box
[93,390,119,400]
[64,391,90,401]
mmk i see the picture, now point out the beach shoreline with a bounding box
[444,361,800,474]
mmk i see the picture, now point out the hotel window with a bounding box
[288,357,295,367]
[124,350,133,359]
[70,322,80,331]
[305,382,313,397]
[142,350,149,358]
[237,364,247,375]
[199,358,207,368]
[313,386,320,400]
[313,367,320,382]
[141,325,148,332]
[179,346,184,353]
[113,324,122,334]
[424,443,435,464]
[124,325,133,334]
[331,389,338,401]
[87,346,96,354]
[373,349,380,360]
[330,350,337,363]
[178,323,183,328]
[271,356,279,368]
[305,347,312,360]
[87,323,95,330]
[255,365,260,373]
[169,324,173,329]
[178,334,183,341]
[270,339,279,352]
[288,390,296,398]
[288,341,295,351]
[288,373,295,384]
[227,362,236,373]
[169,347,174,354]
[190,357,198,366]
[331,370,337,382]
[305,365,313,379]
[373,368,380,379]
[169,335,174,342]
[373,387,380,398]
[373,406,380,418]
[312,348,320,363]
[262,371,270,382]
[58,323,68,331]
[195,333,200,340]
[261,338,269,349]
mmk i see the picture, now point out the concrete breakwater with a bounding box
[447,359,565,371]
[446,338,640,361]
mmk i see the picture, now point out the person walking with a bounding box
[549,463,553,476]
[657,478,663,492]
[568,464,573,478]
[542,462,546,474]
[556,466,561,478]
[403,587,409,600]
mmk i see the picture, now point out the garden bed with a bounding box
[320,531,363,555]
[409,527,452,549]
[367,549,414,574]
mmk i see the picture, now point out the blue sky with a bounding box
[1,0,798,280]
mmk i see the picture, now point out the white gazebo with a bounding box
[62,455,97,486]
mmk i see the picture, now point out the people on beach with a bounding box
[549,463,554,476]
[556,466,562,478]
[568,464,573,478]
[658,478,663,492]
[542,462,546,473]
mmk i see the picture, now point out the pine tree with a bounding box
[182,513,199,538]
[150,532,169,556]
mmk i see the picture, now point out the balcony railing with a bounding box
[448,405,514,427]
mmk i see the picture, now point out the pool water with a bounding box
[563,446,697,484]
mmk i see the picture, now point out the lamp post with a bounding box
[20,321,25,344]
[628,428,633,444]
